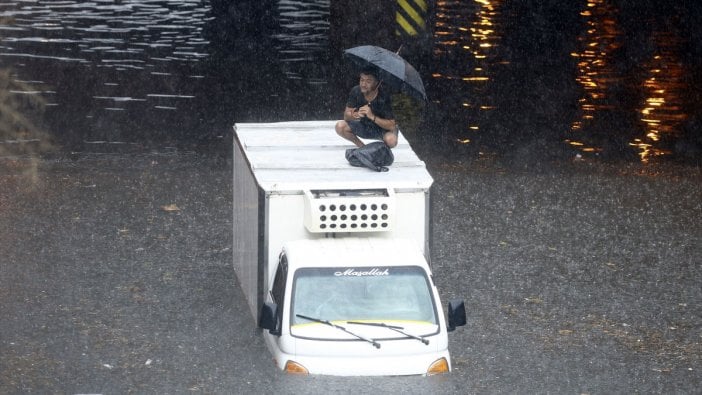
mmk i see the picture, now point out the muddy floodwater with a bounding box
[1,152,700,393]
[1,0,701,393]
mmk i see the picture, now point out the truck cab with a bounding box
[259,238,466,376]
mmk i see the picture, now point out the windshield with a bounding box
[290,266,437,328]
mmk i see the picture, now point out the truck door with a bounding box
[270,254,288,333]
[272,254,288,305]
[260,254,288,334]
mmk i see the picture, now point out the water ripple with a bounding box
[0,0,213,143]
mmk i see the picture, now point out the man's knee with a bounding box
[335,120,348,136]
[383,132,398,148]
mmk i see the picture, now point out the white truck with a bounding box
[232,120,466,376]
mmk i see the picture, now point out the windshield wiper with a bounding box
[347,321,430,345]
[296,314,381,349]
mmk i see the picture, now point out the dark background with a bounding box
[1,0,701,164]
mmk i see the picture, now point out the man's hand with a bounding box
[357,104,373,120]
[344,106,363,121]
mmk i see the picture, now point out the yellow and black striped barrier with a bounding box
[395,0,429,37]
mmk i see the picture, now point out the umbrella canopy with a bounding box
[343,45,427,102]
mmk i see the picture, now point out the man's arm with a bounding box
[370,114,396,132]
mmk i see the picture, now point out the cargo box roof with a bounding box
[233,120,433,193]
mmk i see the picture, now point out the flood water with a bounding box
[1,0,701,163]
[2,2,701,392]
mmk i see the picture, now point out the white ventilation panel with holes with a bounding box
[304,189,395,233]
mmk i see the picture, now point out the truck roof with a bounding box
[233,120,433,193]
[282,238,431,271]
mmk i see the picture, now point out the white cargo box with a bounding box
[232,120,434,319]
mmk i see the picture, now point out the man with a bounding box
[335,67,397,148]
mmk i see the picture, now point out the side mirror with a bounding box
[447,299,466,332]
[259,302,281,336]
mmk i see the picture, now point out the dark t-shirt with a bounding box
[345,86,395,131]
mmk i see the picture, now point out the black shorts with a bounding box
[348,120,389,140]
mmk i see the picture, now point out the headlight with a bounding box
[426,357,450,375]
[284,360,309,375]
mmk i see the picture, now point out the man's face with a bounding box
[359,73,379,94]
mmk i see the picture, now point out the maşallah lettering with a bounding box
[334,268,390,277]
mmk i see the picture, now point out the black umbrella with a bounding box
[343,45,427,102]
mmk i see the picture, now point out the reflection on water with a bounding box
[0,10,49,158]
[0,0,335,146]
[568,0,693,162]
[429,0,698,162]
[0,1,699,162]
[275,0,330,84]
[569,0,623,154]
[633,30,688,162]
[431,0,505,143]
[0,0,211,145]
[0,0,210,77]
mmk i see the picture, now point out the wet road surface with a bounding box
[1,145,700,393]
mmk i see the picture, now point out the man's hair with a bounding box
[360,66,380,81]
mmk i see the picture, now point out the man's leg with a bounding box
[383,128,398,148]
[335,120,365,147]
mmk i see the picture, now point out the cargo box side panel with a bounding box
[233,136,264,320]
[266,194,314,287]
[373,190,430,256]
[396,190,430,258]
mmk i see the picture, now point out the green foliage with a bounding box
[1,69,39,134]
[0,67,52,155]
